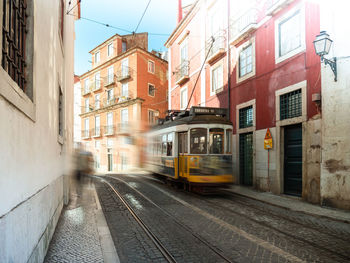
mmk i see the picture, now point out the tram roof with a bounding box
[151,114,232,131]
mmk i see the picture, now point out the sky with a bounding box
[73,0,185,76]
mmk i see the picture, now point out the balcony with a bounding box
[82,86,91,96]
[104,125,115,136]
[266,0,293,16]
[103,97,118,107]
[116,66,133,82]
[81,105,94,114]
[91,81,102,92]
[81,129,90,139]
[116,123,132,135]
[91,127,101,137]
[102,75,116,88]
[206,31,226,64]
[230,8,258,45]
[175,60,189,85]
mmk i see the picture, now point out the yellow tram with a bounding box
[146,107,234,188]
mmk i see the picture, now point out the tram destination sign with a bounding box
[190,107,227,116]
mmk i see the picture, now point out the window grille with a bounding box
[2,0,27,91]
[280,89,302,120]
[148,84,155,96]
[239,106,253,129]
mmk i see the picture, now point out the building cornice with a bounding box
[164,0,200,48]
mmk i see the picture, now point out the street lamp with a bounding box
[313,31,337,81]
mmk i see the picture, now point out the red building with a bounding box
[166,0,322,203]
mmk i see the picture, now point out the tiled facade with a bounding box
[80,33,168,172]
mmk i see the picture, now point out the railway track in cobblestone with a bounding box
[97,176,235,263]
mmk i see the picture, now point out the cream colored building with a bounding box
[0,0,78,262]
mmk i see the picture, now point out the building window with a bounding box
[85,98,89,113]
[148,84,155,96]
[95,115,100,136]
[226,129,232,154]
[275,6,305,63]
[121,58,129,77]
[58,87,63,137]
[2,0,27,91]
[107,88,114,104]
[84,78,90,93]
[95,94,100,109]
[121,109,128,123]
[209,128,224,154]
[84,118,89,138]
[107,43,113,56]
[95,51,100,64]
[148,60,155,73]
[211,63,223,94]
[280,89,302,120]
[180,38,188,64]
[121,83,128,98]
[239,106,253,129]
[59,0,64,40]
[95,72,100,89]
[239,44,252,77]
[107,66,114,84]
[122,41,127,52]
[180,86,188,110]
[148,110,158,124]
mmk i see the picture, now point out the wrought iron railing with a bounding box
[116,66,133,82]
[175,60,189,83]
[91,127,101,137]
[102,75,116,87]
[81,129,90,138]
[104,125,115,135]
[206,30,226,58]
[230,8,258,41]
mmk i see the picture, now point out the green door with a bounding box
[239,132,253,186]
[284,124,302,196]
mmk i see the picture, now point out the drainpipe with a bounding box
[227,0,231,121]
[177,0,183,24]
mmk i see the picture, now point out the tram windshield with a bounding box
[190,128,207,154]
[209,128,224,154]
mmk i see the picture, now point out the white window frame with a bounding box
[107,43,114,57]
[107,112,113,126]
[274,4,305,64]
[95,115,100,136]
[121,83,128,98]
[180,86,188,110]
[85,98,89,113]
[148,60,155,74]
[95,94,100,109]
[236,99,256,134]
[180,38,188,65]
[107,88,114,103]
[210,61,224,95]
[237,38,256,83]
[107,66,114,84]
[84,117,89,131]
[95,51,100,64]
[121,58,129,77]
[148,83,155,97]
[148,109,158,124]
[95,72,100,89]
[121,108,128,123]
[84,78,90,93]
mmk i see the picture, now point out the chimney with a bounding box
[177,0,183,24]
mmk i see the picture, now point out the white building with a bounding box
[0,0,78,262]
[319,1,350,210]
[74,75,82,146]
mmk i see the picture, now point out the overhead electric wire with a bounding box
[134,0,151,33]
[185,37,214,110]
[66,0,81,15]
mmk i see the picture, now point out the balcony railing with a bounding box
[230,8,258,44]
[104,125,115,136]
[175,60,189,85]
[81,129,90,139]
[91,127,101,137]
[266,0,293,15]
[116,66,133,82]
[102,75,116,87]
[116,123,131,134]
[206,30,226,64]
[81,105,94,114]
[82,85,91,95]
[103,91,134,107]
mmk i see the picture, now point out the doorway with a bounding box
[239,132,253,186]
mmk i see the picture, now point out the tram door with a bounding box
[178,132,188,178]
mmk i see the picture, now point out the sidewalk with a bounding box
[227,185,350,224]
[44,176,119,263]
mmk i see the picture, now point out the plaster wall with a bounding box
[0,0,75,261]
[319,1,350,210]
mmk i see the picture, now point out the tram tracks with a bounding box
[96,175,235,263]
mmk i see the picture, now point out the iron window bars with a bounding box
[239,105,253,129]
[280,89,302,120]
[2,0,27,91]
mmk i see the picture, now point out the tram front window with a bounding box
[190,128,207,154]
[209,128,224,154]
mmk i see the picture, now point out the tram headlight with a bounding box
[190,157,199,168]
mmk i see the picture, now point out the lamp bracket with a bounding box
[321,56,337,81]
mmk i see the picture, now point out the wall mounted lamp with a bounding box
[313,31,337,81]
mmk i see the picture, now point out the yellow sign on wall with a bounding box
[264,128,273,149]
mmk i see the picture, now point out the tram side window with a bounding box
[190,128,207,154]
[157,135,162,156]
[162,134,167,155]
[167,133,173,156]
[226,129,232,153]
[179,132,188,153]
[209,128,224,154]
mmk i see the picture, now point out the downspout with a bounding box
[227,0,231,121]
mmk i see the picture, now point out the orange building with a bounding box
[79,33,168,172]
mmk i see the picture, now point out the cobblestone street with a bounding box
[95,174,350,263]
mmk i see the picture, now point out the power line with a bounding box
[66,0,81,15]
[134,0,151,33]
